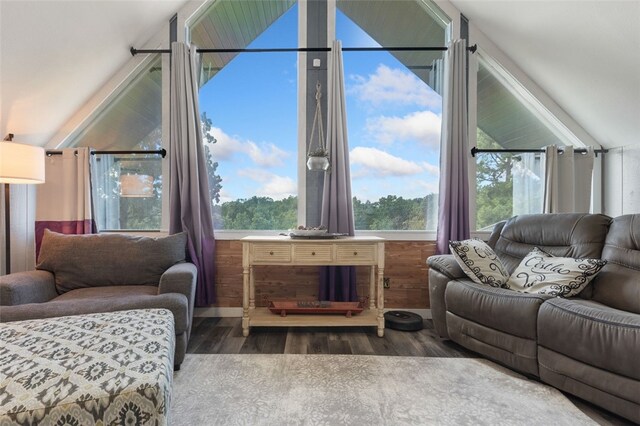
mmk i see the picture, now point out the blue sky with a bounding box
[199,4,442,204]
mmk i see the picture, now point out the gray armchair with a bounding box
[0,229,197,369]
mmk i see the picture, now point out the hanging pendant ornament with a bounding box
[307,81,330,172]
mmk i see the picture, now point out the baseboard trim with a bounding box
[195,307,431,319]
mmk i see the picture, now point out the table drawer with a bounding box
[252,244,291,262]
[336,244,377,263]
[292,244,333,263]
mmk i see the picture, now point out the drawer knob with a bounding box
[311,251,316,256]
[269,251,274,255]
[354,251,358,256]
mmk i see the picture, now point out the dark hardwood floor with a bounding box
[186,317,633,426]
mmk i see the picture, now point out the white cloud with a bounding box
[350,147,424,178]
[416,179,440,194]
[206,127,290,168]
[366,110,441,148]
[348,64,441,108]
[237,169,296,200]
[421,161,440,176]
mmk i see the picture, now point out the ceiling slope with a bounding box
[0,0,186,147]
[451,0,640,149]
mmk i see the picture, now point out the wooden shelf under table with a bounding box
[249,307,379,328]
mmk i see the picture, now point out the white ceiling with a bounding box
[1,0,639,149]
[450,0,640,148]
[0,0,186,147]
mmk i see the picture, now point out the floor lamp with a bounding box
[0,135,45,274]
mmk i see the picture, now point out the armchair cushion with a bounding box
[0,271,57,305]
[36,230,188,294]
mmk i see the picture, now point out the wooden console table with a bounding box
[241,236,385,337]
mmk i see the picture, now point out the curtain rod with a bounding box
[130,45,477,56]
[471,147,608,157]
[46,149,167,157]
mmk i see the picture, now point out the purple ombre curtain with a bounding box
[169,41,216,306]
[35,148,97,260]
[436,39,470,254]
[320,40,357,302]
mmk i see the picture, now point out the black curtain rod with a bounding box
[471,147,608,157]
[130,45,477,56]
[46,149,167,157]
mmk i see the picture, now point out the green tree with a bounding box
[200,111,223,204]
[475,129,514,230]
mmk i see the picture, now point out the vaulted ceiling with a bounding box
[1,0,638,149]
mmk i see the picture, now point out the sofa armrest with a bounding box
[427,255,466,280]
[158,262,197,338]
[0,271,57,306]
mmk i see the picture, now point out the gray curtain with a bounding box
[436,39,470,254]
[169,41,216,306]
[320,40,357,302]
[543,145,595,213]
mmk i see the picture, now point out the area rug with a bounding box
[171,354,595,425]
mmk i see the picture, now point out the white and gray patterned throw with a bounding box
[0,309,175,426]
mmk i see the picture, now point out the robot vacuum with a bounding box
[384,311,424,331]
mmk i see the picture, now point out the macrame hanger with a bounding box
[307,81,326,157]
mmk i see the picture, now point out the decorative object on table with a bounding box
[384,310,424,331]
[268,300,363,317]
[0,134,45,274]
[288,225,328,237]
[306,81,330,171]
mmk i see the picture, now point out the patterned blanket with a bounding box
[0,309,175,426]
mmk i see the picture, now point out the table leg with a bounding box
[369,266,376,309]
[377,266,385,337]
[242,244,250,337]
[249,266,255,309]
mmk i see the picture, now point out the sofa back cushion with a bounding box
[37,230,187,294]
[592,214,640,314]
[490,213,611,275]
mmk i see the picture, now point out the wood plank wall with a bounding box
[213,241,436,309]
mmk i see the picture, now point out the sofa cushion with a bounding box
[592,214,640,314]
[445,279,550,340]
[2,292,190,335]
[449,239,509,288]
[36,230,187,294]
[491,213,611,274]
[538,298,640,381]
[506,247,606,297]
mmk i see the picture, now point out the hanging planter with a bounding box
[307,81,330,172]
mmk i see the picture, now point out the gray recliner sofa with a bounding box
[0,229,197,369]
[428,213,640,423]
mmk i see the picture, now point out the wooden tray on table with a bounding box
[268,301,364,317]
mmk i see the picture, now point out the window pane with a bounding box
[93,154,162,231]
[68,55,163,231]
[475,57,567,230]
[193,1,297,230]
[337,3,448,231]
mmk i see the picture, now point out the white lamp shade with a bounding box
[0,142,45,184]
[120,174,154,198]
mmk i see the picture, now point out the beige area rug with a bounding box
[171,354,595,425]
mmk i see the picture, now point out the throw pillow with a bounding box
[37,229,188,294]
[507,247,607,297]
[449,239,510,288]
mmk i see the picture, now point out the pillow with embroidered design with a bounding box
[449,239,510,288]
[507,247,607,297]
